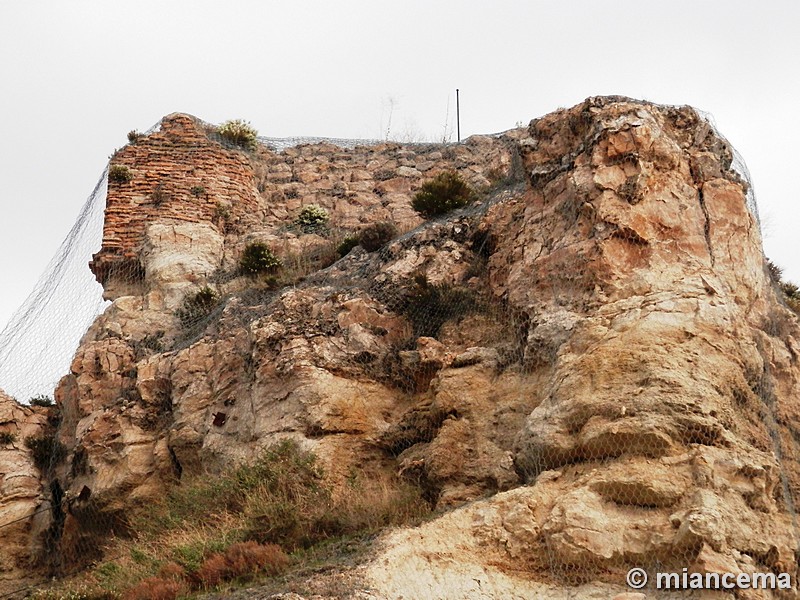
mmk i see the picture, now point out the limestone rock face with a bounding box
[0,390,48,596]
[19,97,800,597]
[141,222,225,310]
[355,98,800,598]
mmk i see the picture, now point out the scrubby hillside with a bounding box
[2,96,800,599]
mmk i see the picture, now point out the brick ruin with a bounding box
[89,114,262,284]
[90,113,524,289]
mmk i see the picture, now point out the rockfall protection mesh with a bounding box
[0,109,761,402]
[0,131,386,403]
[696,108,760,225]
[2,104,798,600]
[0,170,109,401]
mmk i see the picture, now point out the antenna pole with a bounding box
[456,89,461,143]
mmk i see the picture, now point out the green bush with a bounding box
[176,287,219,327]
[25,434,67,471]
[217,119,258,151]
[0,431,17,445]
[359,222,398,252]
[29,395,54,407]
[411,171,474,218]
[109,164,133,183]
[239,242,281,276]
[190,185,206,198]
[295,204,330,234]
[336,236,360,257]
[127,130,143,144]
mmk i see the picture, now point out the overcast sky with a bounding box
[1,0,798,333]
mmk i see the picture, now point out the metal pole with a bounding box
[456,89,461,143]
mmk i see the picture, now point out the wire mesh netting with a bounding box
[0,171,109,401]
[1,99,799,599]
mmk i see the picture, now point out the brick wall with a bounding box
[89,114,261,284]
[90,112,523,285]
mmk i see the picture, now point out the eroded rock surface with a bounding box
[10,97,800,598]
[0,390,48,596]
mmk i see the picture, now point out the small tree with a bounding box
[411,171,474,218]
[240,242,281,276]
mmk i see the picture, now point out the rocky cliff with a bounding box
[2,96,799,599]
[0,392,50,595]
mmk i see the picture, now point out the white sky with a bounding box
[1,0,799,331]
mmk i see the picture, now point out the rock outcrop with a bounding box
[355,99,800,598]
[5,97,800,598]
[0,391,49,596]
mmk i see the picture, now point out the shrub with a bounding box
[217,119,258,151]
[0,431,17,445]
[214,202,230,220]
[109,164,133,183]
[122,577,185,600]
[782,281,800,314]
[239,242,281,276]
[295,204,330,234]
[190,185,206,198]
[197,542,288,588]
[127,130,143,144]
[782,281,800,298]
[359,222,398,252]
[25,434,67,471]
[321,475,429,535]
[175,287,218,328]
[336,236,360,257]
[136,440,329,549]
[224,541,288,577]
[156,562,186,581]
[396,274,479,338]
[150,183,168,206]
[767,259,783,283]
[239,441,330,548]
[766,259,800,315]
[196,553,228,588]
[411,171,475,218]
[30,394,54,407]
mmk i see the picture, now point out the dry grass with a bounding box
[35,441,429,599]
